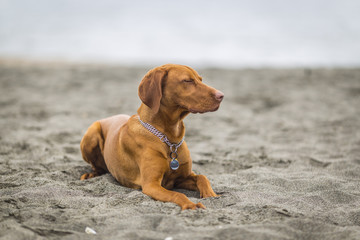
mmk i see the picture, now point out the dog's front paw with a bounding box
[200,189,219,198]
[181,202,206,210]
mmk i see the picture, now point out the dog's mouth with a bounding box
[178,100,221,114]
[189,104,220,114]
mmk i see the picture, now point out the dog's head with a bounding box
[138,64,224,114]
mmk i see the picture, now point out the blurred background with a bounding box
[0,0,359,68]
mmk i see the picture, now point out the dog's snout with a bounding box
[214,91,224,102]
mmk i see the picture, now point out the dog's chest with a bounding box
[161,173,176,189]
[159,144,192,189]
[161,161,191,190]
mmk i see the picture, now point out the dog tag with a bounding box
[170,159,179,170]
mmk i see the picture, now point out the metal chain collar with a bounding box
[138,118,184,170]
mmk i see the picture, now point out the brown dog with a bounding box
[80,64,224,210]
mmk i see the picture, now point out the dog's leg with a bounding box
[141,168,205,210]
[175,172,218,198]
[142,182,205,210]
[80,121,108,180]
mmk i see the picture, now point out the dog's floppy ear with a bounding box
[138,67,167,113]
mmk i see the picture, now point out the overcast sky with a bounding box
[0,0,359,67]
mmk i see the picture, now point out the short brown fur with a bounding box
[80,64,224,210]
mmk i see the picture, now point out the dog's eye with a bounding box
[183,79,194,83]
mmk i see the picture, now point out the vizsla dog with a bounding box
[80,64,224,210]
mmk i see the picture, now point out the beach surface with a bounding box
[1,61,360,239]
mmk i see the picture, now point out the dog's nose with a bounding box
[215,91,224,102]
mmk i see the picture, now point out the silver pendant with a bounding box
[170,159,179,170]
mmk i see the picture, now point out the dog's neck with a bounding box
[137,104,187,142]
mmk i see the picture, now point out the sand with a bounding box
[0,61,360,240]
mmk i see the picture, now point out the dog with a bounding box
[80,64,224,210]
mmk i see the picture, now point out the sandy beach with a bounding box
[1,61,360,239]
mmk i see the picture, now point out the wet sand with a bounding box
[1,61,360,239]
